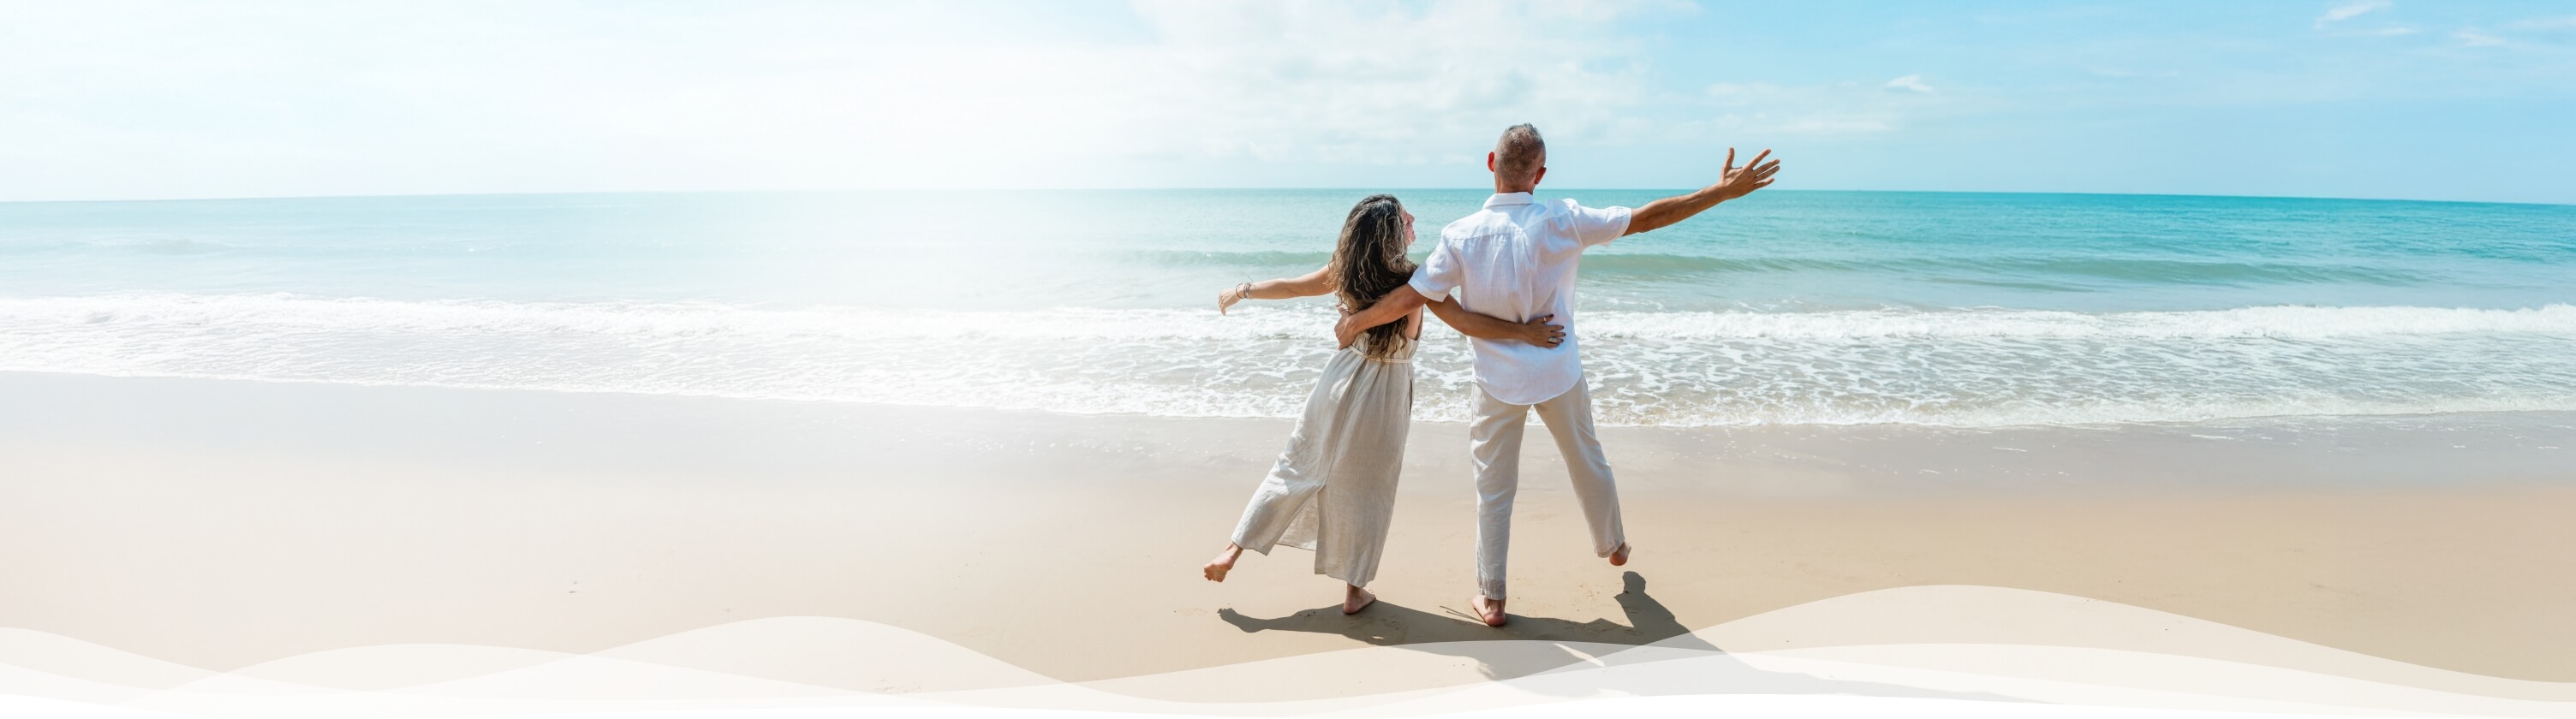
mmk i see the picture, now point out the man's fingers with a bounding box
[1723,147,1736,172]
[1743,149,1771,174]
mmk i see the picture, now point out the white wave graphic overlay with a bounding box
[2,586,2573,716]
[5,294,2576,427]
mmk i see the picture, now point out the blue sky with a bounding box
[3,1,2573,203]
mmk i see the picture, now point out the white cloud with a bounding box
[2309,0,2416,38]
[2087,68,2180,79]
[1112,1,1675,166]
[2313,0,2389,29]
[0,0,1697,199]
[2503,15,2576,31]
[1690,74,1955,139]
[1715,114,1893,135]
[1704,81,1783,98]
[2453,28,2506,46]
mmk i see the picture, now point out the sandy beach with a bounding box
[4,370,2573,696]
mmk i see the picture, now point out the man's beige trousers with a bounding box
[1469,377,1625,601]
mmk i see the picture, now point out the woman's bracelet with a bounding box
[1236,281,1255,300]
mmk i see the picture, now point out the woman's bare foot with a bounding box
[1470,595,1507,627]
[1342,585,1375,615]
[1608,542,1631,567]
[1202,544,1243,582]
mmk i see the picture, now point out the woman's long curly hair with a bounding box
[1331,194,1417,360]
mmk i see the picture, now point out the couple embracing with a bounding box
[1202,124,1781,626]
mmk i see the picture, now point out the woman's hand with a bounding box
[1333,306,1360,348]
[1217,282,1253,314]
[1512,314,1565,348]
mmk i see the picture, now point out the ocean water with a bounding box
[2,189,2572,428]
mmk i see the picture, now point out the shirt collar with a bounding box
[1483,192,1535,208]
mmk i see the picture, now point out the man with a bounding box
[1334,123,1779,627]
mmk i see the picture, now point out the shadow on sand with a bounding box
[1220,571,2024,701]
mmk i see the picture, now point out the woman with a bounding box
[1200,194,1564,614]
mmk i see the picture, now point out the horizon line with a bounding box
[3,187,2568,209]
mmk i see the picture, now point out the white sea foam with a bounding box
[1585,303,2576,339]
[20,293,2576,338]
[5,294,2575,427]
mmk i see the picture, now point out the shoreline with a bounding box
[7,187,2569,208]
[3,371,2573,684]
[4,366,2573,443]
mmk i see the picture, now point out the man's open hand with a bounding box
[1714,147,1780,201]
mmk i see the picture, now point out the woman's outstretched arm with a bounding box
[1217,265,1333,314]
[1428,299,1564,348]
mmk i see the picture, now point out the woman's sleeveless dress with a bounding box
[1226,333,1416,588]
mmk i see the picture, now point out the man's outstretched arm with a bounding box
[1625,147,1781,237]
[1333,285,1432,348]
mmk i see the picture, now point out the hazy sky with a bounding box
[5,1,2573,203]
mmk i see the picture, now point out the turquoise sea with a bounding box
[3,189,2572,427]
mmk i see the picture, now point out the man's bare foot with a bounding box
[1202,544,1243,582]
[1343,585,1375,615]
[1470,595,1507,627]
[1608,542,1631,567]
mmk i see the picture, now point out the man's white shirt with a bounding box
[1407,192,1631,406]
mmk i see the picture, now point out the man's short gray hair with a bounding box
[1494,123,1545,181]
